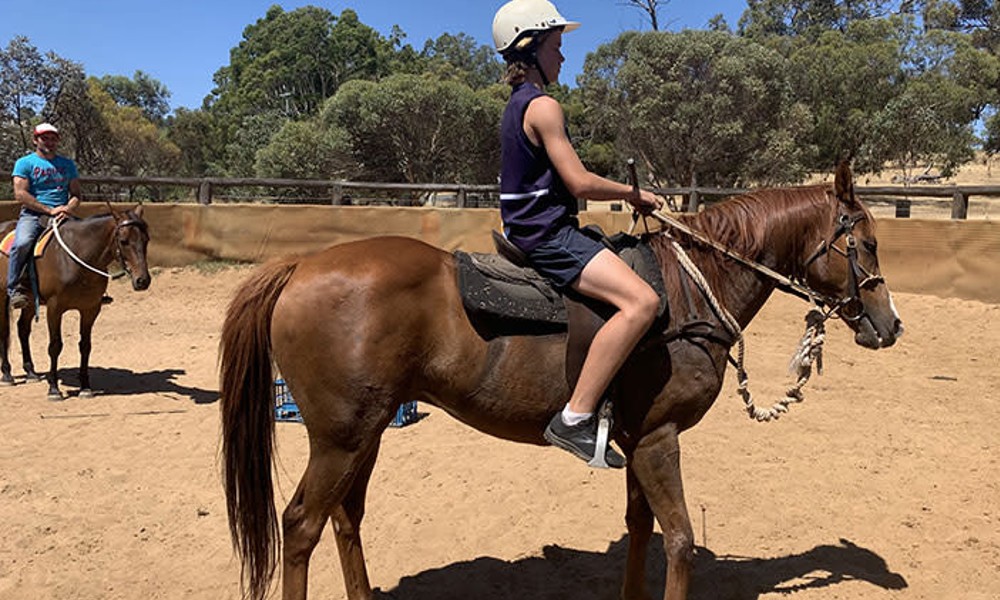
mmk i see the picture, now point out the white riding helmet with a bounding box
[492,0,580,54]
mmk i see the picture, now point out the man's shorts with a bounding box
[525,224,605,289]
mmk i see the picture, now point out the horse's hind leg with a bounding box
[16,307,40,381]
[631,424,694,600]
[0,295,12,385]
[282,437,381,600]
[43,307,64,400]
[621,466,655,600]
[330,442,380,599]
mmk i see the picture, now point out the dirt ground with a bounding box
[0,263,997,600]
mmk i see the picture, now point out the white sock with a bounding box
[561,405,592,427]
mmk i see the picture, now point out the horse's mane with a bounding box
[649,183,839,298]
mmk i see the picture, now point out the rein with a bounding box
[640,205,871,422]
[51,216,135,280]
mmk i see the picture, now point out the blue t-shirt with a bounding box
[499,83,577,252]
[11,153,79,209]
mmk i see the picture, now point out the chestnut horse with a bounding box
[0,206,151,399]
[219,163,902,600]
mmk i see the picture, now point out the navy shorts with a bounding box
[525,224,605,289]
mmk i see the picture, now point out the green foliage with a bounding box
[590,30,810,187]
[97,71,171,123]
[322,74,504,183]
[254,119,356,180]
[420,33,505,89]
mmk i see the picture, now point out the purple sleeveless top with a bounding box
[499,83,578,252]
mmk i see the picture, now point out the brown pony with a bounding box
[0,206,151,399]
[219,163,902,600]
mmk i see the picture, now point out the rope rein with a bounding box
[646,208,833,422]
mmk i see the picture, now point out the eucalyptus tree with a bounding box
[420,32,505,89]
[97,71,171,124]
[322,74,504,184]
[581,29,810,189]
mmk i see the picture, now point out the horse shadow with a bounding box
[373,536,906,600]
[54,366,218,404]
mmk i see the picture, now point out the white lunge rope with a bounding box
[52,218,114,279]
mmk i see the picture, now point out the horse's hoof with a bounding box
[79,389,94,399]
[47,391,65,402]
[24,374,42,383]
[0,378,14,387]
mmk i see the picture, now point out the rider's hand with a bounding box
[50,205,72,221]
[631,189,663,216]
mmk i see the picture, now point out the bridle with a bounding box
[802,211,885,323]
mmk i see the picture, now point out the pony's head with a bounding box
[801,162,903,349]
[108,203,151,291]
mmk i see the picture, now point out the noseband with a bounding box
[804,212,885,322]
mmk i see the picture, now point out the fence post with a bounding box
[951,190,968,219]
[197,181,212,205]
[685,189,701,213]
[457,187,467,208]
[331,183,344,205]
[895,199,911,218]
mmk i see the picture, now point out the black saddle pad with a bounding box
[453,232,667,340]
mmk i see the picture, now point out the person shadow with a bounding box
[53,366,218,404]
[372,535,906,600]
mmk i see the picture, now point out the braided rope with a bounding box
[668,238,826,422]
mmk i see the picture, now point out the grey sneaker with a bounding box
[9,291,30,310]
[543,412,625,469]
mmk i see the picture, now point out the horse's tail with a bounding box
[219,256,298,600]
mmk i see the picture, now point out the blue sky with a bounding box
[0,0,747,112]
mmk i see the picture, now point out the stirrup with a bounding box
[587,399,615,468]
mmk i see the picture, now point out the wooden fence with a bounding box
[78,175,998,218]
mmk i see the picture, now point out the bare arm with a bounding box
[524,96,661,212]
[13,176,81,219]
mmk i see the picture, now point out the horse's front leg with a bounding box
[16,307,41,381]
[77,306,101,398]
[621,465,655,600]
[631,423,695,600]
[44,307,65,400]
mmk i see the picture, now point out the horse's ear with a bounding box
[133,203,144,218]
[834,160,859,208]
[105,200,121,220]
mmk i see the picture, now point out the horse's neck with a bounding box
[59,217,116,267]
[682,196,830,329]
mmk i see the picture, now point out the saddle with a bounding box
[0,228,55,258]
[453,226,669,390]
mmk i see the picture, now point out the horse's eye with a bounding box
[120,238,131,246]
[863,240,877,254]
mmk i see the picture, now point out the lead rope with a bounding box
[667,235,827,422]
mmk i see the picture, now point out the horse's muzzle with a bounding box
[132,275,151,291]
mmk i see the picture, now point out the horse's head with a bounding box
[801,162,903,349]
[110,204,152,291]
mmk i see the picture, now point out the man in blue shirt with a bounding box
[7,123,82,309]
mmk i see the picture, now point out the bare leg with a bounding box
[621,465,655,600]
[570,250,658,414]
[630,424,694,600]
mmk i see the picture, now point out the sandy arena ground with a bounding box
[0,263,997,600]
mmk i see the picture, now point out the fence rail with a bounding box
[78,175,1000,218]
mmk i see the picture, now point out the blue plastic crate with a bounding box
[274,378,303,423]
[389,401,418,428]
